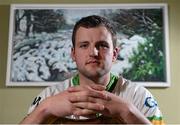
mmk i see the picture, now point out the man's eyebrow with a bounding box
[97,40,109,44]
[77,41,89,44]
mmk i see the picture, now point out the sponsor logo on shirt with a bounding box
[145,97,157,108]
[31,96,41,106]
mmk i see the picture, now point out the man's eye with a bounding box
[80,44,88,48]
[99,44,109,48]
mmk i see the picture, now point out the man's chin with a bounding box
[84,70,106,78]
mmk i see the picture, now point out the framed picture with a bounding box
[6,3,170,87]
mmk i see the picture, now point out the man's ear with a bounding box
[71,47,76,61]
[112,47,120,62]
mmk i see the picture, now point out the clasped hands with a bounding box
[68,84,111,117]
[41,84,124,119]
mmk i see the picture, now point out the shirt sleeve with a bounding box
[133,86,164,125]
[27,87,53,114]
[27,81,70,115]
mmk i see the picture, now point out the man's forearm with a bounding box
[20,104,49,124]
[117,103,151,124]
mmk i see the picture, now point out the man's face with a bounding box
[71,26,118,79]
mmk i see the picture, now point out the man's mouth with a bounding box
[86,60,100,65]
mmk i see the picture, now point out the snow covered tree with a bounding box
[32,10,65,33]
[105,9,166,81]
[122,23,166,82]
[115,10,166,81]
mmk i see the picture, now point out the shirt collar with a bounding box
[72,73,118,92]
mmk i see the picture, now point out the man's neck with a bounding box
[78,73,111,87]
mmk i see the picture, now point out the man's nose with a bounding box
[89,46,98,56]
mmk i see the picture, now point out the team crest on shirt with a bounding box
[144,97,157,108]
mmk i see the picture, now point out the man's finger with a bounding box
[73,108,96,116]
[67,86,83,92]
[70,95,95,102]
[73,102,104,111]
[89,84,106,91]
[68,84,105,92]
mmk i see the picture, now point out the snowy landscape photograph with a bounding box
[6,4,170,87]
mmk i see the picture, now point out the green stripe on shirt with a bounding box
[147,115,163,121]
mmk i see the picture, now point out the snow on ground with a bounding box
[11,30,76,82]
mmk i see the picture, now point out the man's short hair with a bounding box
[72,15,117,48]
